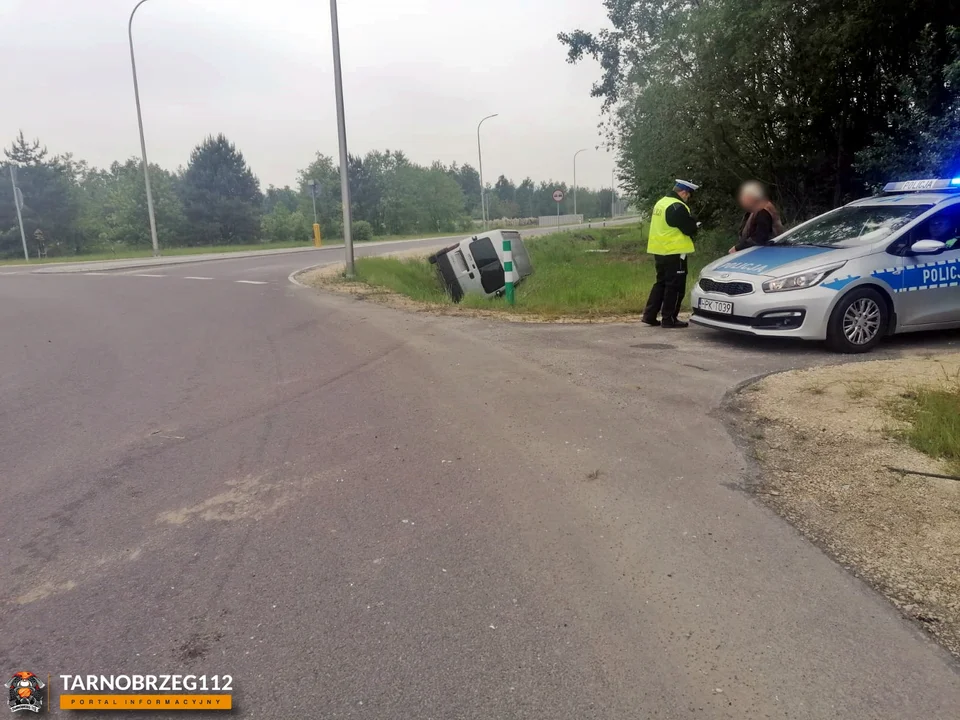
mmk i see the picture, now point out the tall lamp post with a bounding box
[329,0,354,276]
[573,148,589,217]
[307,179,319,224]
[611,168,616,218]
[128,0,160,258]
[476,113,498,229]
[8,166,29,261]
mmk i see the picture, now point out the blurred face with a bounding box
[676,189,691,202]
[738,185,764,211]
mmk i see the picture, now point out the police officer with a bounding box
[642,180,700,328]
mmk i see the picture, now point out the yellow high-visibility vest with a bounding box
[647,196,695,255]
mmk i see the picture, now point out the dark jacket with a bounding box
[735,201,785,251]
[664,192,699,239]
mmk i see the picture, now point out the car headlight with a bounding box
[761,262,846,293]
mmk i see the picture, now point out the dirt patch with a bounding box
[732,354,960,657]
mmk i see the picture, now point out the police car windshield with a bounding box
[772,204,930,248]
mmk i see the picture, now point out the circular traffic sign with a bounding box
[552,189,564,203]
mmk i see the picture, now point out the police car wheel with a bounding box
[826,287,888,354]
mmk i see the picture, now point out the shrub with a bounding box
[352,220,374,242]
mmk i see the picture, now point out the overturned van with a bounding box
[428,230,534,302]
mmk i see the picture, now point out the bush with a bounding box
[322,218,342,240]
[457,215,477,232]
[352,220,374,242]
[262,204,312,244]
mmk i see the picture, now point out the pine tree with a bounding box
[179,134,262,245]
[4,131,48,166]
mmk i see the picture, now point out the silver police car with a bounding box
[691,178,960,353]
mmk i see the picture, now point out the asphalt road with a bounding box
[2,243,959,718]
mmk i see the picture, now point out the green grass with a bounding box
[891,385,960,473]
[342,223,730,319]
[348,256,449,303]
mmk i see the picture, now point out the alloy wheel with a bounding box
[842,297,882,345]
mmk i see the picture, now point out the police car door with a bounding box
[897,203,960,327]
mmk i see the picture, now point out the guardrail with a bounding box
[538,214,584,228]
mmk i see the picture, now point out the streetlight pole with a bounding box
[329,0,354,276]
[308,180,319,224]
[9,166,29,261]
[476,113,497,229]
[128,0,160,257]
[573,148,588,217]
[611,168,616,218]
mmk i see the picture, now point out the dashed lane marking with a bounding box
[235,280,269,285]
[135,273,166,277]
[183,276,214,280]
[85,272,112,276]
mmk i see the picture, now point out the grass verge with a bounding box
[891,383,960,473]
[337,223,729,319]
[0,241,315,265]
[0,229,478,267]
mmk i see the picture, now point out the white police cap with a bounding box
[675,179,700,192]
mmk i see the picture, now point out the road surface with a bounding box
[1,244,958,718]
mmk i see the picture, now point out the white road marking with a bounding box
[235,280,269,285]
[135,273,166,277]
[183,276,214,280]
[85,272,112,276]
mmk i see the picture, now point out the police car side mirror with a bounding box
[909,239,947,255]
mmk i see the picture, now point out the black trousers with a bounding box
[642,254,688,322]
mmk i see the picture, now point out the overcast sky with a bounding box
[0,0,616,191]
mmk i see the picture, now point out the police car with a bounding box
[691,178,960,353]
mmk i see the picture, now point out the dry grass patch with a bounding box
[737,354,960,657]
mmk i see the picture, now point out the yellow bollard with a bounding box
[313,223,322,248]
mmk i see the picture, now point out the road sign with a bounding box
[553,190,565,229]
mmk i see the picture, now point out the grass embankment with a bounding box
[344,223,729,319]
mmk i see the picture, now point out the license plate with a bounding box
[698,298,734,314]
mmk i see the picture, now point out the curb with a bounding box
[288,263,332,288]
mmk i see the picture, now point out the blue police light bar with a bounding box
[883,178,960,192]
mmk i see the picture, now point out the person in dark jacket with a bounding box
[728,181,784,254]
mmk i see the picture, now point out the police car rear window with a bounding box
[774,205,930,248]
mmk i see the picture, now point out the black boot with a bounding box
[640,316,661,327]
[661,318,689,329]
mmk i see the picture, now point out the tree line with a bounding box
[561,0,960,225]
[0,132,617,259]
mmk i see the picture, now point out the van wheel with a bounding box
[825,287,888,354]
